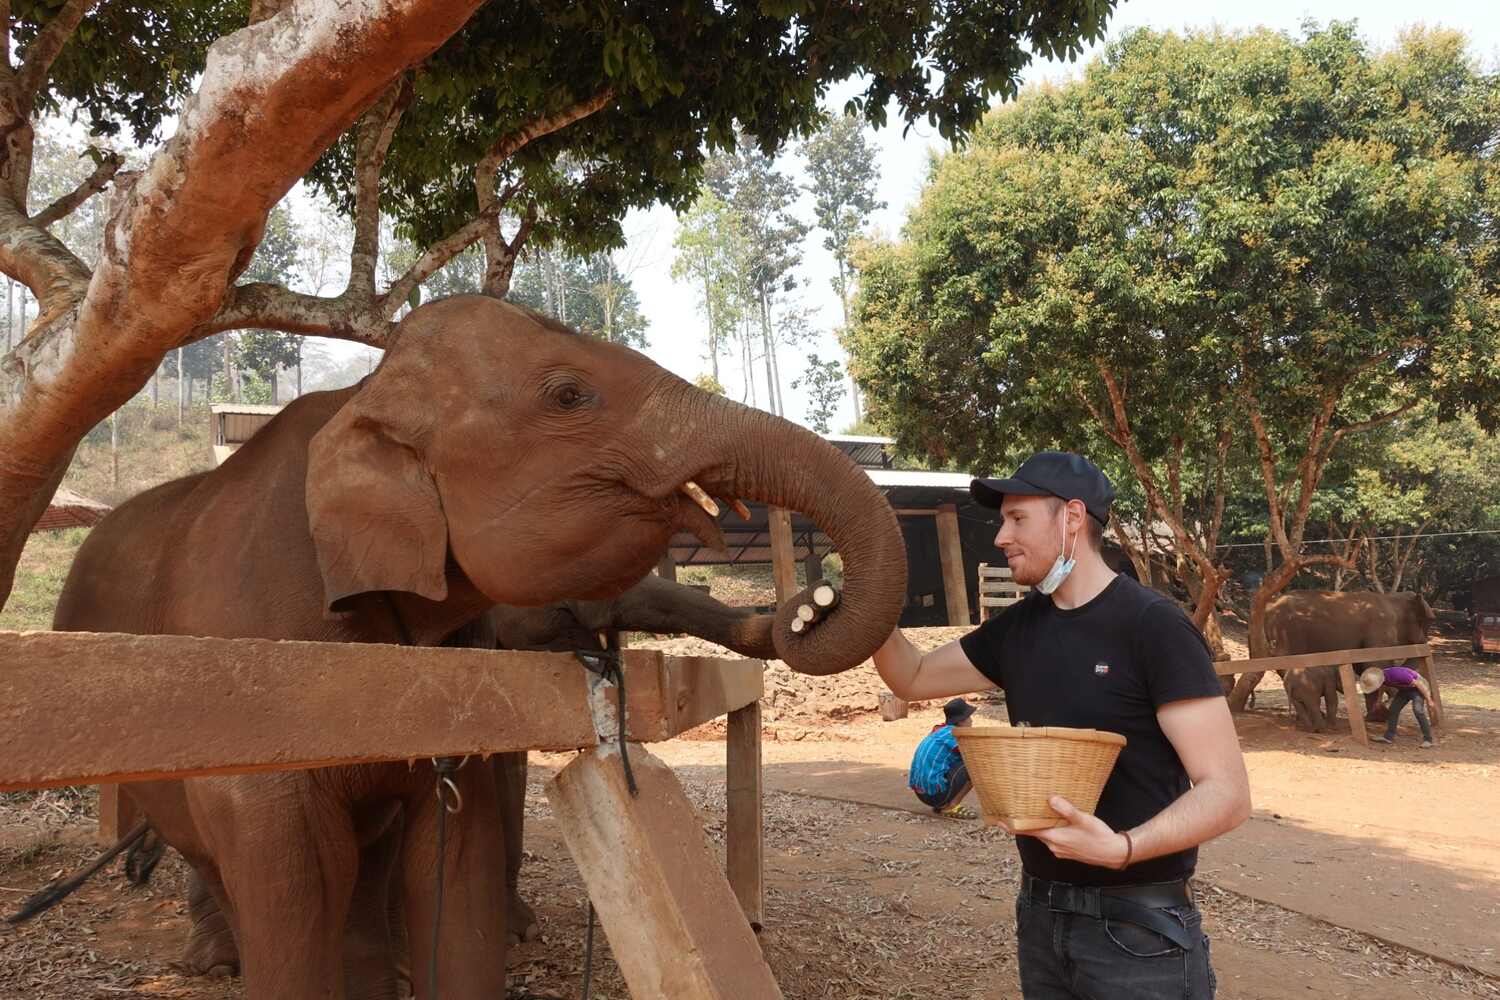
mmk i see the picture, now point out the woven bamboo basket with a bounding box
[953,725,1126,831]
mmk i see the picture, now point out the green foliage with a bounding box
[672,190,745,378]
[693,373,726,396]
[791,353,846,433]
[13,1,246,143]
[299,0,1118,263]
[849,23,1500,591]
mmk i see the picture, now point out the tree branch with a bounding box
[380,197,513,316]
[1328,399,1421,449]
[192,281,390,348]
[348,78,410,297]
[0,0,486,611]
[15,0,98,102]
[30,149,121,228]
[476,86,615,179]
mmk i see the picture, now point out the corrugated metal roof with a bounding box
[866,469,973,489]
[33,488,111,532]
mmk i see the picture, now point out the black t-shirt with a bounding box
[958,575,1222,886]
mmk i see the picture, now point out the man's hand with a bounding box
[1024,796,1129,869]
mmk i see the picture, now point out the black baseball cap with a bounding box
[970,451,1115,526]
[943,698,977,725]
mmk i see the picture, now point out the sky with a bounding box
[612,0,1500,434]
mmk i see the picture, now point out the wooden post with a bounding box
[768,508,798,602]
[97,784,139,845]
[936,504,971,626]
[1338,663,1369,746]
[1417,654,1444,728]
[803,549,822,586]
[657,552,677,582]
[727,702,764,931]
[548,744,783,1000]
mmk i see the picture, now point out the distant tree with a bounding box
[848,24,1500,682]
[704,136,809,415]
[673,190,746,386]
[804,112,884,419]
[508,249,648,347]
[791,353,847,433]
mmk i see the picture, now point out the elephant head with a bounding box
[306,295,904,674]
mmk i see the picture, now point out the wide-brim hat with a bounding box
[1357,667,1385,695]
[943,697,977,725]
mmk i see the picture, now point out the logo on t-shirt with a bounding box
[1094,662,1111,676]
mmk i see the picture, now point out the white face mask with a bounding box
[1037,506,1079,595]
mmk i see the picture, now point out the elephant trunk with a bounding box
[649,383,907,676]
[605,573,777,660]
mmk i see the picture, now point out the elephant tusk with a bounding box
[681,481,719,518]
[730,498,752,521]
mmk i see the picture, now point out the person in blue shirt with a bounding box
[909,698,978,817]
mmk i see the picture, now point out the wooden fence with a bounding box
[977,563,1030,620]
[0,630,780,999]
[1215,642,1441,746]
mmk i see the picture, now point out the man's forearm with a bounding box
[871,628,924,699]
[1123,776,1251,865]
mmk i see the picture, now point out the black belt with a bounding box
[1021,873,1197,952]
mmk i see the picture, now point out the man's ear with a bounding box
[305,393,449,613]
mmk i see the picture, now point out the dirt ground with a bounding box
[3,620,1499,999]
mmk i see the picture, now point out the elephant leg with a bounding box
[401,765,508,1000]
[180,868,241,978]
[494,751,540,945]
[201,777,359,1000]
[343,821,404,1000]
[1284,676,1320,731]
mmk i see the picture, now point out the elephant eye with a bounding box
[552,382,589,410]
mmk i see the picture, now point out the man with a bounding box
[1360,664,1437,748]
[872,451,1250,999]
[908,697,978,818]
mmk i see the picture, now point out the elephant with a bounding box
[1264,591,1434,732]
[156,570,780,980]
[47,295,907,1000]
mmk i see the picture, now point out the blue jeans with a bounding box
[914,758,972,810]
[1385,689,1433,742]
[1015,891,1216,999]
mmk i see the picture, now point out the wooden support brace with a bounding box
[657,553,677,582]
[936,503,971,626]
[727,701,764,931]
[547,743,782,1000]
[1338,663,1368,746]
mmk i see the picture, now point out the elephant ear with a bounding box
[305,395,449,614]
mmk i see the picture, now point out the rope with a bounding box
[428,756,464,1000]
[580,901,597,1000]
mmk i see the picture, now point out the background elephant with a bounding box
[49,296,906,999]
[1264,591,1434,732]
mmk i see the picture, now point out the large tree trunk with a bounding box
[0,0,488,610]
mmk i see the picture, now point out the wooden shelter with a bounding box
[32,487,111,532]
[661,435,999,627]
[209,403,282,466]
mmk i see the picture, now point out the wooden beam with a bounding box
[895,508,940,516]
[1211,643,1431,676]
[726,702,764,931]
[0,631,762,791]
[767,508,798,602]
[935,503,971,626]
[547,744,783,1000]
[657,552,677,582]
[1338,663,1369,746]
